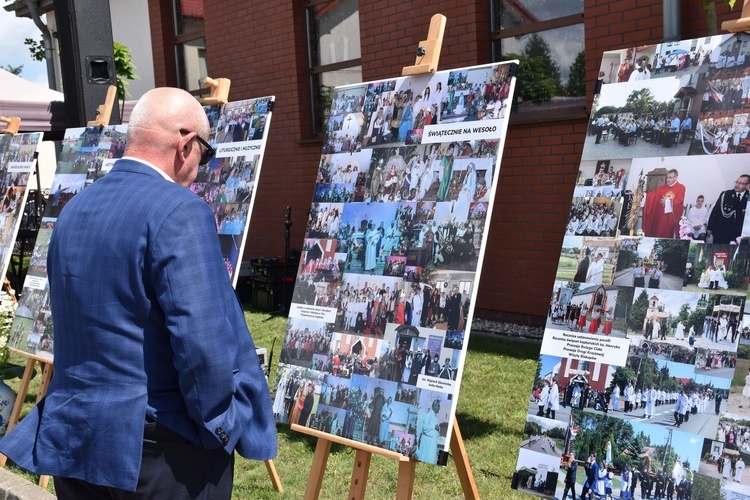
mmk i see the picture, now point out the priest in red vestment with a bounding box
[642,169,685,238]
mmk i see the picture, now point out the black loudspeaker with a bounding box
[53,0,121,127]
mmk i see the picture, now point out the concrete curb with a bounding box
[0,469,54,500]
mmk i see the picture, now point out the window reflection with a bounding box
[494,0,583,30]
[311,67,363,135]
[496,24,585,109]
[308,0,361,67]
[177,39,208,92]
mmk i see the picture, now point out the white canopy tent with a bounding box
[0,68,66,132]
[0,68,135,132]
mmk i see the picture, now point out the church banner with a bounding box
[272,61,517,465]
[7,96,274,359]
[514,33,750,499]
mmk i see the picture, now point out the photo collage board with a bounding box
[0,132,42,290]
[7,96,275,360]
[514,34,750,499]
[271,61,517,465]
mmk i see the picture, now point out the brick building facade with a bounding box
[146,0,737,325]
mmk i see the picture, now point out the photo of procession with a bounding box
[624,287,745,353]
[613,237,689,291]
[547,281,626,338]
[541,411,705,500]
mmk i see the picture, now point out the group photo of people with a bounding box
[546,281,625,338]
[690,34,750,156]
[583,77,695,160]
[573,159,631,199]
[206,97,271,144]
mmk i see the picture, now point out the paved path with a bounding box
[585,400,724,439]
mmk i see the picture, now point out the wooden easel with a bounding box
[0,350,54,488]
[296,13,478,499]
[292,419,478,500]
[201,76,231,105]
[87,85,117,127]
[0,116,21,135]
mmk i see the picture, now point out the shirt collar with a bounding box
[121,156,174,183]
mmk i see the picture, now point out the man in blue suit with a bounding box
[0,88,277,498]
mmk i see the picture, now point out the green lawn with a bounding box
[3,307,541,499]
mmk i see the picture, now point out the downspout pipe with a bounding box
[663,0,682,42]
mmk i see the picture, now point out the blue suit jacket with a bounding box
[0,160,277,490]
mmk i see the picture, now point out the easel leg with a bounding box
[348,449,372,500]
[396,459,416,500]
[35,362,53,403]
[0,358,36,467]
[450,421,479,499]
[304,437,332,500]
[264,459,284,493]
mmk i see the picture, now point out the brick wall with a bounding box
[150,0,741,324]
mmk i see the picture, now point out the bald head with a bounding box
[124,88,210,186]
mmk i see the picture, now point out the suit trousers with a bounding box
[54,419,234,500]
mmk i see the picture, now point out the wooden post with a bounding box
[722,0,750,32]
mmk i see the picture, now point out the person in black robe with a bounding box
[446,287,462,331]
[573,248,591,282]
[298,383,316,427]
[707,177,750,244]
[365,389,386,445]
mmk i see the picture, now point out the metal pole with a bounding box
[663,0,682,42]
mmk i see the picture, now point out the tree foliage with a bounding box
[654,239,689,276]
[113,42,139,100]
[566,50,586,97]
[692,471,725,499]
[628,289,650,332]
[624,88,657,116]
[24,36,45,62]
[505,33,562,104]
[1,64,23,75]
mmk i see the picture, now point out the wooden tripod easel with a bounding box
[293,13,478,500]
[292,419,478,500]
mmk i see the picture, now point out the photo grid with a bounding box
[518,33,750,499]
[0,132,42,289]
[272,61,517,464]
[7,97,274,359]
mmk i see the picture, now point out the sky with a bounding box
[595,76,681,109]
[0,7,49,86]
[629,420,703,468]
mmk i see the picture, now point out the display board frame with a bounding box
[272,60,517,465]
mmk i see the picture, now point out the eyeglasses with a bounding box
[179,129,216,166]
